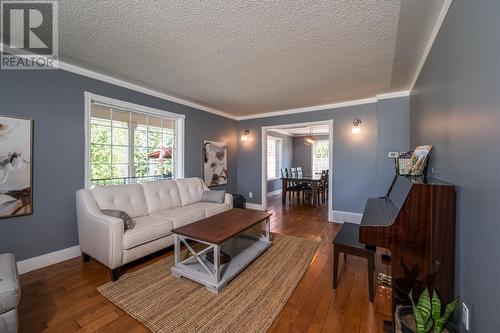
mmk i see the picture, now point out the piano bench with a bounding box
[332,222,376,302]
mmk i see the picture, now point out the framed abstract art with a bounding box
[203,140,228,187]
[0,115,33,219]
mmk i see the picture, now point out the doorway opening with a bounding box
[261,120,334,221]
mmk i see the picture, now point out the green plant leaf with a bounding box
[434,319,444,333]
[443,298,460,322]
[416,289,432,320]
[410,289,433,333]
[431,290,442,320]
[425,319,434,333]
[431,292,459,333]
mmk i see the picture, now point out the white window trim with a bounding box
[266,136,282,181]
[84,92,185,188]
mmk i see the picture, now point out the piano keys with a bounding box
[359,175,456,322]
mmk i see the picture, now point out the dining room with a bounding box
[262,121,333,213]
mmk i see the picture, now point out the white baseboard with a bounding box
[17,245,81,274]
[266,189,282,197]
[332,210,363,224]
[245,202,266,211]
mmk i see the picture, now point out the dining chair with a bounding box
[318,170,329,203]
[304,171,327,205]
[281,168,302,204]
[280,168,289,178]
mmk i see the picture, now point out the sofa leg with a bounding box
[111,267,121,282]
[81,252,90,263]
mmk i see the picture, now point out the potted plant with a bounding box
[397,288,459,333]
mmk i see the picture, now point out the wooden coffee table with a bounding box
[171,208,272,293]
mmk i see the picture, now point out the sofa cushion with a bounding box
[0,254,20,313]
[151,206,206,229]
[142,180,182,213]
[123,216,173,250]
[92,184,148,218]
[174,178,205,206]
[188,202,231,217]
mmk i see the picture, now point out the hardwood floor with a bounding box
[18,195,392,332]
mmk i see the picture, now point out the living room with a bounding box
[0,1,498,332]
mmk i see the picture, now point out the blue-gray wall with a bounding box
[292,135,329,176]
[237,97,410,213]
[266,131,292,193]
[410,1,499,331]
[0,69,237,261]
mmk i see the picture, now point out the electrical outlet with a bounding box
[462,302,470,331]
[431,167,438,175]
[249,192,253,198]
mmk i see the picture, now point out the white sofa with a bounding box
[76,177,232,280]
[0,254,20,333]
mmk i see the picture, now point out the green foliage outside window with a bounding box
[314,141,329,158]
[90,115,175,187]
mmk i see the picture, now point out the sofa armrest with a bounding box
[224,193,233,209]
[76,189,124,269]
[0,254,20,314]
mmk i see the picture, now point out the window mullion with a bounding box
[160,118,164,180]
[146,115,149,181]
[110,108,114,184]
[128,112,134,183]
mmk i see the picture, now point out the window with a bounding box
[267,136,282,180]
[312,140,329,175]
[85,93,184,188]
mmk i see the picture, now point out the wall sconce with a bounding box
[352,119,362,134]
[241,129,250,141]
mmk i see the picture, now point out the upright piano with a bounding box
[359,175,456,316]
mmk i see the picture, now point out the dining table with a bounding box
[281,175,323,207]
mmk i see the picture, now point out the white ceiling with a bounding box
[270,125,330,137]
[56,0,447,117]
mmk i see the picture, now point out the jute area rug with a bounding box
[98,234,318,333]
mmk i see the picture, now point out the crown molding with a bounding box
[410,0,454,90]
[376,91,410,100]
[290,133,329,137]
[2,45,406,121]
[267,128,293,137]
[2,46,407,121]
[57,61,238,120]
[236,91,411,121]
[236,97,378,121]
[268,128,329,137]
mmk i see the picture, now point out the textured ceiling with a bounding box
[56,1,445,116]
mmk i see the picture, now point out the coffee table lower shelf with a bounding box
[171,234,271,293]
